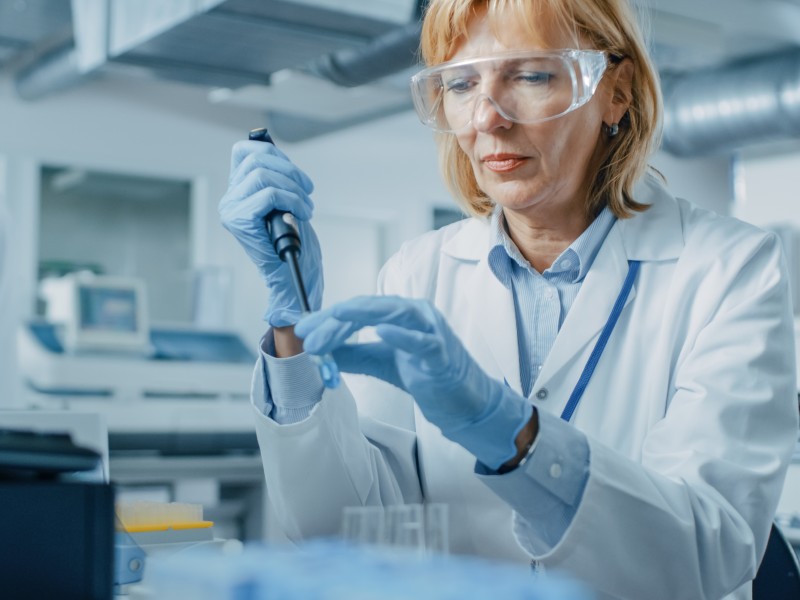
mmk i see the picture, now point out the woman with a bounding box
[219,0,798,598]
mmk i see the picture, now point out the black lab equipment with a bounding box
[0,428,114,600]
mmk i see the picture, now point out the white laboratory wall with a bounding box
[0,155,23,407]
[38,172,193,322]
[286,110,448,257]
[733,150,800,307]
[650,151,733,216]
[737,151,800,309]
[734,150,800,228]
[732,149,800,385]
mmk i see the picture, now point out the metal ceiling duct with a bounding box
[311,21,421,87]
[662,48,800,156]
[265,22,422,142]
[0,0,72,68]
[14,45,84,100]
[13,0,419,100]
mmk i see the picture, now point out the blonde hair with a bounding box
[420,0,663,219]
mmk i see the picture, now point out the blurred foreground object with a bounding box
[115,501,219,594]
[148,539,593,600]
[0,429,113,600]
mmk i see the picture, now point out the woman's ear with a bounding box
[604,58,634,126]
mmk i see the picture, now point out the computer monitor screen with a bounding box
[50,275,152,353]
[79,286,138,333]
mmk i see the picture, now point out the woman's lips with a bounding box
[482,154,528,173]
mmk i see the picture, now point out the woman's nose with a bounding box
[471,95,513,133]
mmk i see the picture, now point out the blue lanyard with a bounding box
[559,260,640,422]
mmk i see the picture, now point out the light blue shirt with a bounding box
[260,206,616,554]
[488,206,616,397]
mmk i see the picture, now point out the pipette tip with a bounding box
[313,353,341,389]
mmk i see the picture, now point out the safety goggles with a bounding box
[410,49,610,133]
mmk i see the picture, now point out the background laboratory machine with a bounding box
[7,163,267,543]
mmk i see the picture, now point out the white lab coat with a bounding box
[252,173,798,600]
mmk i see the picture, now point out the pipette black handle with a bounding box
[248,128,302,261]
[248,127,311,313]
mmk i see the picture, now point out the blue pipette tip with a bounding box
[314,354,341,389]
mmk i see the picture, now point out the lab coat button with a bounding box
[550,463,562,479]
[535,388,548,400]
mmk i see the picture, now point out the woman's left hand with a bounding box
[295,296,532,469]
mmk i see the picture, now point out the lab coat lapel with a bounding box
[533,171,685,393]
[468,256,523,395]
[535,224,634,391]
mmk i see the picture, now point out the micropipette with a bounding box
[248,127,340,389]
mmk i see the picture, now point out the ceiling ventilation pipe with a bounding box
[662,48,800,156]
[14,0,110,100]
[14,45,87,100]
[310,0,427,87]
[310,20,422,87]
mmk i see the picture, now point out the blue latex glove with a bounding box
[295,296,533,469]
[219,140,323,327]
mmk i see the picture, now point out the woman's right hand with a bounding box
[219,140,323,328]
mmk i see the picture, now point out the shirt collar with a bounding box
[487,205,617,287]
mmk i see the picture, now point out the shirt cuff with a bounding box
[260,330,324,424]
[475,410,590,553]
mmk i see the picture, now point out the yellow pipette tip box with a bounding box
[116,501,214,538]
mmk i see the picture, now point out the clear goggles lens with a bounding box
[410,50,609,133]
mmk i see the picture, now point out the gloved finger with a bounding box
[300,315,362,355]
[218,177,311,225]
[377,324,454,376]
[229,149,315,194]
[230,140,301,180]
[229,159,314,200]
[220,195,311,233]
[229,141,314,196]
[331,342,405,390]
[223,167,314,216]
[375,323,443,357]
[326,296,437,334]
[294,306,336,337]
[296,297,435,353]
[222,220,272,255]
[220,179,313,223]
